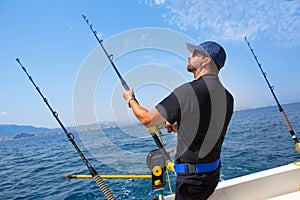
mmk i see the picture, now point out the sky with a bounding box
[1,0,300,128]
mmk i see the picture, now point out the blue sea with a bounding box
[1,102,300,199]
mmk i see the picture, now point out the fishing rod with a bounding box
[244,37,300,153]
[16,58,116,200]
[81,14,129,90]
[82,14,171,162]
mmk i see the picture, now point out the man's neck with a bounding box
[193,68,218,79]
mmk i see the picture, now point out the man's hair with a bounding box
[195,50,219,70]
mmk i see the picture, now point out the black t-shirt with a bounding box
[156,74,234,164]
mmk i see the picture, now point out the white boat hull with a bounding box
[165,162,300,200]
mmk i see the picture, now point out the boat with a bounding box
[164,161,300,200]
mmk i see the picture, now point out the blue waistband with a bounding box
[174,158,220,174]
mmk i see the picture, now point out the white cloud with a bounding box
[0,112,7,115]
[154,0,165,5]
[146,0,300,46]
[141,0,165,6]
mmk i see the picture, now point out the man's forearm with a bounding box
[128,99,151,126]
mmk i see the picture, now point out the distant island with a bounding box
[0,124,63,142]
[0,122,131,142]
[13,133,36,139]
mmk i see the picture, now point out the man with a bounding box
[123,41,234,200]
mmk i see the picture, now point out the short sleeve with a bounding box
[155,92,181,124]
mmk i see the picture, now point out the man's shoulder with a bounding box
[174,81,195,94]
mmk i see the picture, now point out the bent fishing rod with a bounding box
[16,58,116,200]
[244,37,300,153]
[82,15,171,162]
[81,14,129,90]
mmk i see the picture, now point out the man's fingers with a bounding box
[166,125,173,133]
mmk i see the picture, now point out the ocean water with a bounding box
[1,102,300,199]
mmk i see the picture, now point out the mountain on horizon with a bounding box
[0,121,120,138]
[0,124,55,138]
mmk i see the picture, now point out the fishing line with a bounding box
[16,58,116,200]
[82,14,171,162]
[244,37,300,153]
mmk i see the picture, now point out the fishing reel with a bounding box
[146,123,168,192]
[146,122,175,199]
[146,122,175,170]
[146,149,166,191]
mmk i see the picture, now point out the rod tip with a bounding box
[295,143,300,154]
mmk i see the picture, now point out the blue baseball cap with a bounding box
[186,41,226,70]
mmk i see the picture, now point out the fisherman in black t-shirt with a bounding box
[123,41,234,200]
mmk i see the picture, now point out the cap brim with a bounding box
[186,43,206,54]
[186,43,197,52]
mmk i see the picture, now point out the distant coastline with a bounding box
[13,132,35,139]
[235,101,300,112]
[0,131,63,142]
[0,121,123,142]
[1,102,299,142]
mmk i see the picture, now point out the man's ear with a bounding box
[202,56,212,66]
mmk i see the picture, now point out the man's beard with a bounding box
[187,62,197,72]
